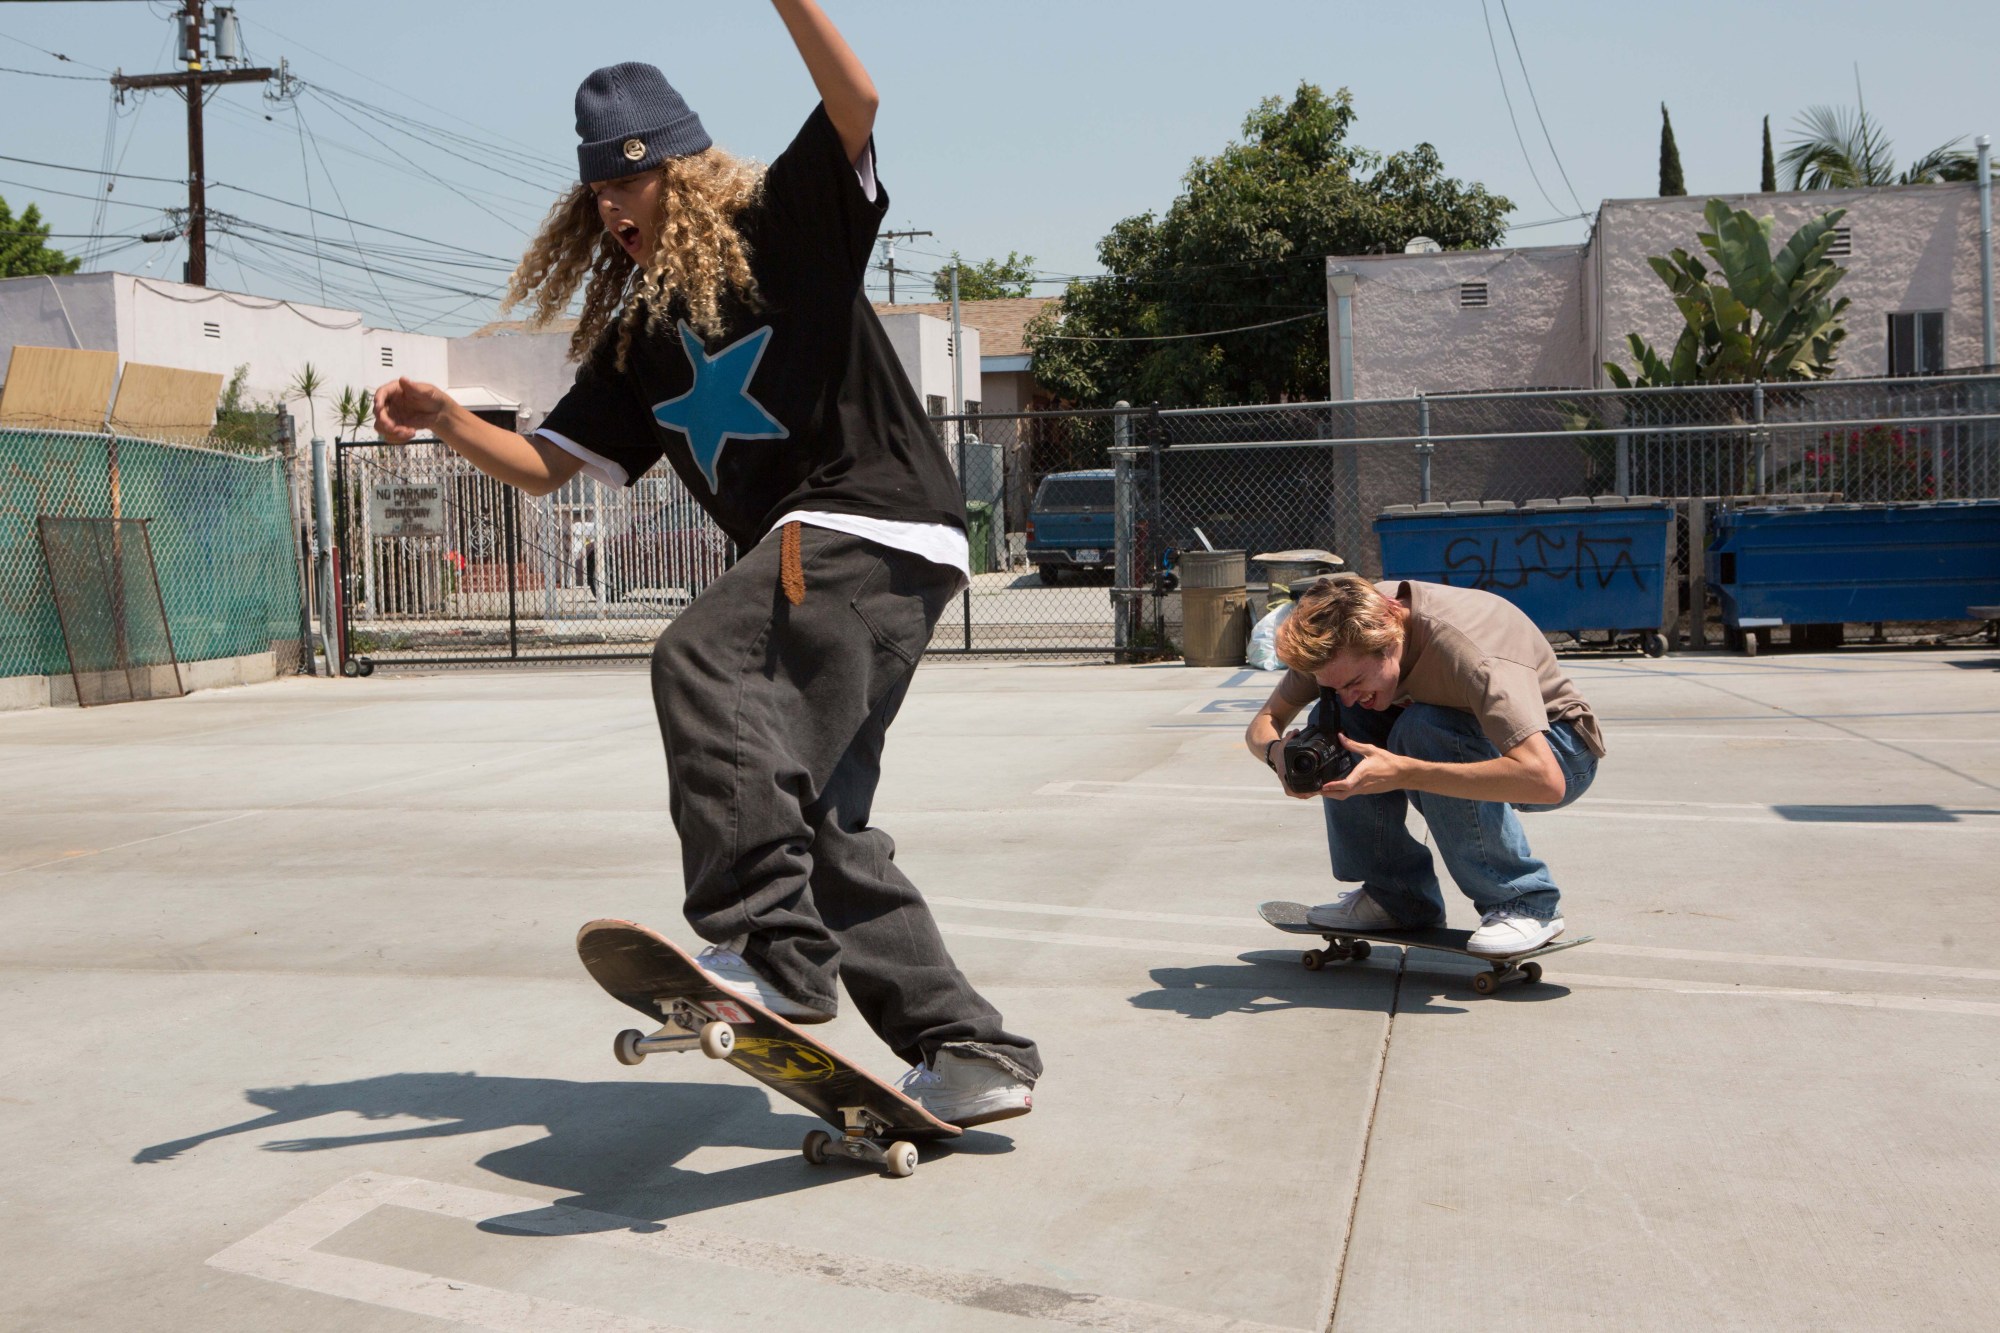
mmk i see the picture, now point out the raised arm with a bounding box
[770,0,879,163]
[374,377,583,498]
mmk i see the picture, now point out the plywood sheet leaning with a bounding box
[0,345,118,433]
[108,362,225,443]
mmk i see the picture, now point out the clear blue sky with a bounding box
[3,0,1995,336]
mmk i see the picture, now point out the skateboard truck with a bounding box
[613,998,738,1065]
[1304,935,1544,995]
[801,1107,920,1179]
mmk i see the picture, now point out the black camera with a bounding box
[1281,729,1357,794]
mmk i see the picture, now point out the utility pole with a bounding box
[110,2,273,287]
[875,228,932,305]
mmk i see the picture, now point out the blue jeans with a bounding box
[1313,699,1597,925]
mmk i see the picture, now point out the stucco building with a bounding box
[1326,181,1998,399]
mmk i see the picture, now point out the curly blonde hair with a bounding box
[502,148,766,370]
[1275,576,1408,673]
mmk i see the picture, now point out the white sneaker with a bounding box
[894,1051,1033,1127]
[1307,888,1411,931]
[693,946,833,1024]
[1466,912,1564,956]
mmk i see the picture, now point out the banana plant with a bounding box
[1606,199,1851,387]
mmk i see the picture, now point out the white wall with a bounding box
[0,272,120,373]
[448,327,581,434]
[1337,246,1591,397]
[875,311,980,412]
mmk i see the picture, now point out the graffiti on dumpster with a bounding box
[1441,529,1645,592]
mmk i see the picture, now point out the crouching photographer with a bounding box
[1245,576,1605,956]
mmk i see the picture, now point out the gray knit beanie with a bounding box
[574,62,711,183]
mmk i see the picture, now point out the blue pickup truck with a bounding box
[1026,469,1115,584]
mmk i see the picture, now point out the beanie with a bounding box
[574,62,711,183]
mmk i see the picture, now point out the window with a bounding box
[1826,226,1852,258]
[1888,312,1944,377]
[926,394,946,418]
[380,347,395,367]
[1458,281,1489,309]
[964,399,981,417]
[202,321,221,339]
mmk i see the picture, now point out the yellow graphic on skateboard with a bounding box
[731,1036,838,1083]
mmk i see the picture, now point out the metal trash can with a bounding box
[1179,549,1250,666]
[1253,548,1345,609]
[1374,497,1675,656]
[1710,500,2000,648]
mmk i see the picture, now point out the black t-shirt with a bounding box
[538,105,966,551]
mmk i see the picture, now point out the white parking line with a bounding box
[209,1173,1306,1333]
[928,894,2000,983]
[1032,780,2000,832]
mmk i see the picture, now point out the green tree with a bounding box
[1026,83,1511,407]
[213,364,280,452]
[0,194,81,278]
[1604,199,1850,387]
[932,251,1036,302]
[1779,105,1976,187]
[335,385,374,443]
[1659,104,1686,197]
[287,362,326,440]
[1761,116,1777,192]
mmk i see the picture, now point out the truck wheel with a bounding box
[1038,565,1059,585]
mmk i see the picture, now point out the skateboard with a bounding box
[1257,900,1592,995]
[577,919,960,1177]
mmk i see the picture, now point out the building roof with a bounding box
[869,296,1056,358]
[468,316,579,338]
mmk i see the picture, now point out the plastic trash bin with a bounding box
[1375,497,1675,656]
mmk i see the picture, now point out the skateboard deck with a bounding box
[1258,900,1592,995]
[577,918,960,1177]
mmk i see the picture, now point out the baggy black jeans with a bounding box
[650,524,1041,1083]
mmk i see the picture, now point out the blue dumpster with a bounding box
[1375,497,1676,656]
[1709,500,2000,635]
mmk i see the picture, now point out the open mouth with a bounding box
[614,222,642,254]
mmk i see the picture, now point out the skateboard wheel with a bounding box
[1349,940,1372,961]
[614,1029,646,1066]
[1522,961,1544,985]
[1301,950,1324,972]
[700,1021,735,1060]
[1472,971,1499,996]
[802,1130,832,1166]
[885,1141,918,1178]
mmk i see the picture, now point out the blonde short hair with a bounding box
[1274,575,1407,673]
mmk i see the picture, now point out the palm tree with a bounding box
[1779,106,1977,189]
[287,362,326,440]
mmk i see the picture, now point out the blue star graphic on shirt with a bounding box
[650,320,789,492]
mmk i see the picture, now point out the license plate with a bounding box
[1074,548,1101,563]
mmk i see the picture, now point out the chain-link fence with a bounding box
[1,427,308,683]
[339,418,1137,667]
[1110,373,2000,653]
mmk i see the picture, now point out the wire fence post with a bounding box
[279,411,314,675]
[1416,393,1434,504]
[956,430,972,650]
[1113,401,1134,655]
[1615,431,1631,496]
[504,487,520,659]
[310,438,337,671]
[1752,382,1768,493]
[1147,403,1167,646]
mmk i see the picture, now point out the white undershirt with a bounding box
[531,143,968,583]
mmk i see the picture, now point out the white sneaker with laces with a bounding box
[1306,888,1407,931]
[894,1051,1033,1127]
[693,946,833,1024]
[1466,912,1564,956]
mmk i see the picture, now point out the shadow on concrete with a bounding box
[1771,803,2000,823]
[1130,950,1581,1019]
[131,1071,1014,1224]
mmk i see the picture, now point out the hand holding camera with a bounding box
[1280,729,1358,795]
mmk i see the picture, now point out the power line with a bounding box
[1496,0,1585,215]
[1034,309,1324,343]
[1477,0,1562,215]
[0,61,98,78]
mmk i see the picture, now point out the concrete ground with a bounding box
[3,646,1997,1331]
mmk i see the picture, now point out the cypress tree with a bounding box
[1659,103,1686,197]
[1761,116,1777,192]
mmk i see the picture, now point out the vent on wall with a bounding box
[202,321,221,339]
[1459,281,1490,309]
[380,347,395,367]
[1826,226,1852,258]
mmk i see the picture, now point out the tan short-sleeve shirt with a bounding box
[1277,580,1605,757]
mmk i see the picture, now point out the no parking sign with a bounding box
[369,482,445,538]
